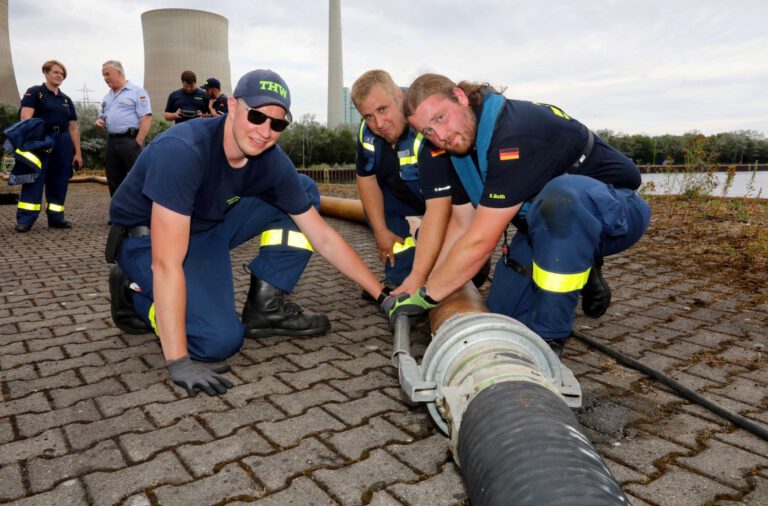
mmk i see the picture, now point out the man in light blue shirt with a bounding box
[95,60,152,196]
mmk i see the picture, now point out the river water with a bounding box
[640,171,767,197]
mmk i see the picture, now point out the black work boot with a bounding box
[109,265,152,334]
[242,276,330,338]
[581,257,611,318]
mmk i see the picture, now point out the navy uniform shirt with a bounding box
[110,116,312,234]
[355,126,454,213]
[453,98,641,208]
[164,88,209,123]
[20,84,77,129]
[211,94,228,115]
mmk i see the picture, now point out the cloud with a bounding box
[6,0,768,135]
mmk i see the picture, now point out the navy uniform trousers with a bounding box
[376,184,419,285]
[17,131,73,226]
[487,174,651,340]
[117,174,320,361]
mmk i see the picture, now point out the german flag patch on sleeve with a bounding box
[431,148,446,157]
[499,148,519,161]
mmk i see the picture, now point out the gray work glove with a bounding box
[379,292,404,316]
[166,355,233,397]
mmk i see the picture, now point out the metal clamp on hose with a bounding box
[392,315,437,403]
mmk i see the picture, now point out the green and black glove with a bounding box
[382,286,439,324]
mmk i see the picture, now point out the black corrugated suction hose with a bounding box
[458,381,630,506]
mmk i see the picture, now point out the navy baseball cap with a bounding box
[202,77,221,89]
[233,69,292,121]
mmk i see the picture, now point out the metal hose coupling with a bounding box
[421,313,581,444]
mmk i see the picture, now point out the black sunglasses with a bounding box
[239,102,290,132]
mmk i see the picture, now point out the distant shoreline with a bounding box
[638,164,767,173]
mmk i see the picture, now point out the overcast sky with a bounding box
[7,0,768,136]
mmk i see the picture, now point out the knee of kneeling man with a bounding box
[198,332,243,362]
[537,185,581,218]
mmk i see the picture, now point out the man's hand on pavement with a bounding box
[167,355,233,397]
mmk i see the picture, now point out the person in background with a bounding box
[15,59,82,232]
[203,77,228,116]
[95,60,152,197]
[163,70,209,124]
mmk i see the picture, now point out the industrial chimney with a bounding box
[326,0,344,129]
[0,0,19,106]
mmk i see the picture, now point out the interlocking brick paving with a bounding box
[1,183,767,505]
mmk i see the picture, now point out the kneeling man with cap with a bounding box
[106,69,386,396]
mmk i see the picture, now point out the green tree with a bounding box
[75,103,105,170]
[0,102,19,147]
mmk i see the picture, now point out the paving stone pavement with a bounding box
[1,183,766,505]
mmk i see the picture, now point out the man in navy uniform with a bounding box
[202,77,228,116]
[351,70,458,296]
[107,69,387,397]
[392,73,651,356]
[163,70,209,124]
[95,60,152,196]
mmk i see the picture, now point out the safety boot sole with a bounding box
[245,319,331,338]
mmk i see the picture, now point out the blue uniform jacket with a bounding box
[3,118,55,185]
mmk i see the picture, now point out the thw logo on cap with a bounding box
[260,81,287,98]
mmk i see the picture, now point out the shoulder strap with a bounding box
[450,92,506,206]
[358,120,374,152]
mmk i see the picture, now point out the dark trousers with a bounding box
[105,136,142,196]
[366,185,421,285]
[487,175,651,339]
[17,132,73,226]
[117,174,320,361]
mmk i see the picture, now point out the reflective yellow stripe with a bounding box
[413,132,424,157]
[17,201,41,211]
[260,229,313,251]
[286,230,313,251]
[15,149,42,169]
[532,262,590,293]
[260,229,283,247]
[47,203,65,213]
[358,121,374,152]
[392,236,416,254]
[549,105,571,120]
[148,303,158,335]
[399,132,424,166]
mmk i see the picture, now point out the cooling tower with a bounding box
[327,0,344,129]
[141,8,231,119]
[0,0,19,106]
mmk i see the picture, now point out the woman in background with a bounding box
[16,59,82,232]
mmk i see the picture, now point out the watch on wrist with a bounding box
[418,285,439,305]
